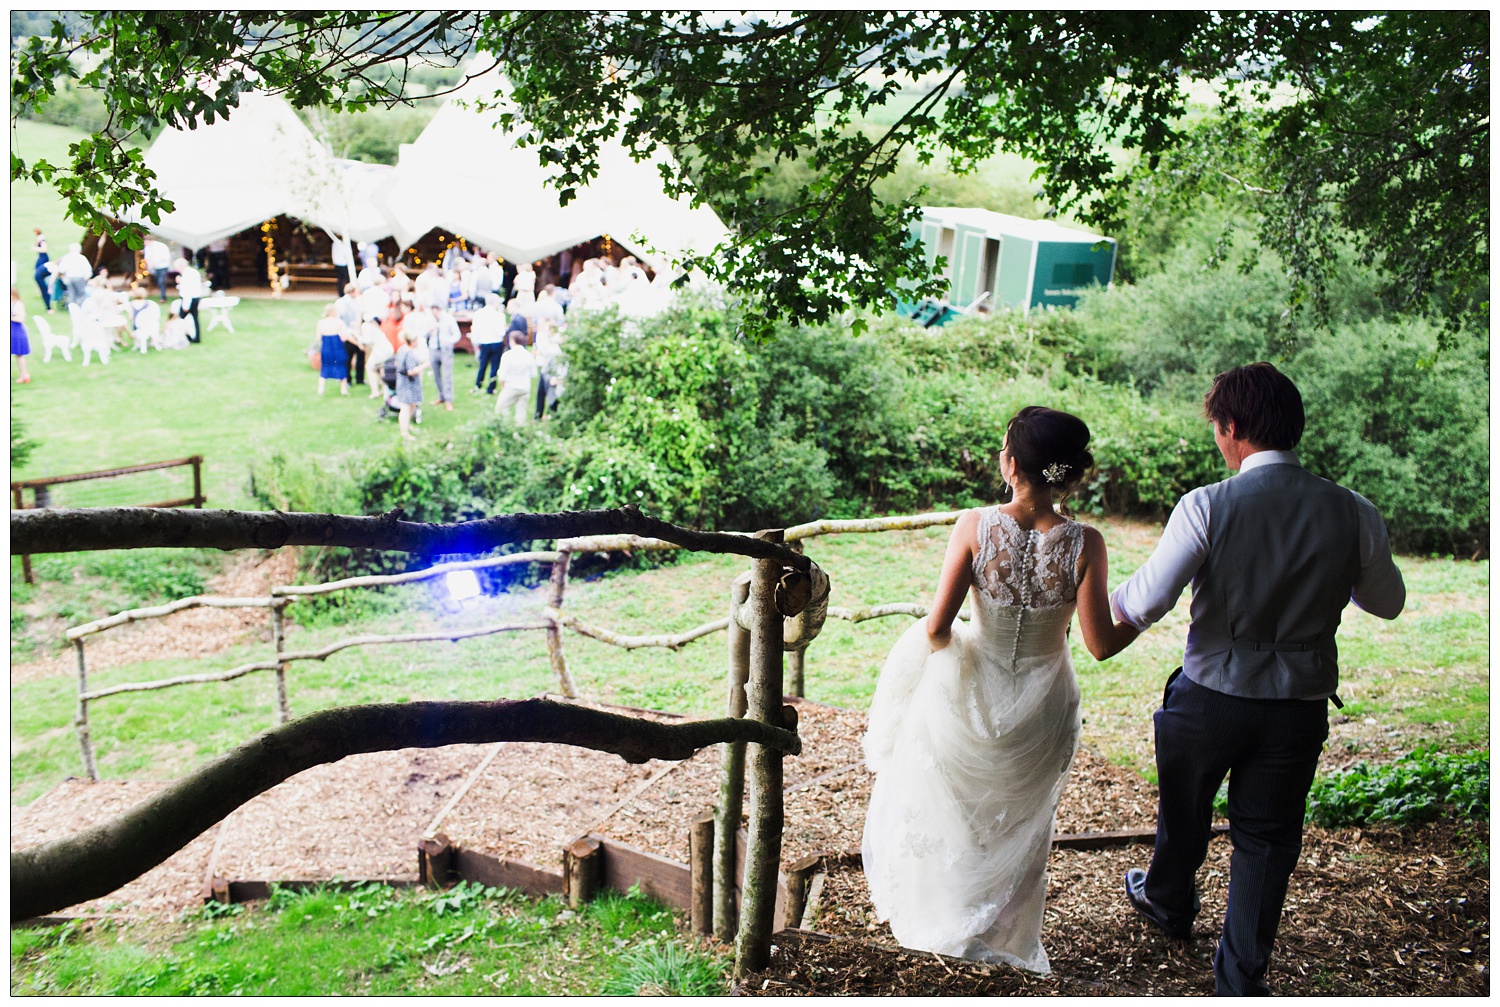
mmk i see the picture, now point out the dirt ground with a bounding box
[13,695,1487,997]
[11,549,299,685]
[735,819,1488,996]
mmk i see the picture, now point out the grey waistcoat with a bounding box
[1183,463,1361,700]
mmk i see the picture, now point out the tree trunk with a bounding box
[544,548,576,698]
[714,573,751,941]
[11,698,798,921]
[734,535,788,976]
[11,505,811,571]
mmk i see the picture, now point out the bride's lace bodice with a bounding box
[969,507,1087,662]
[972,507,1086,609]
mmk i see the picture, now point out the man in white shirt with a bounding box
[532,321,564,420]
[330,235,354,290]
[357,260,384,292]
[429,306,462,410]
[494,332,537,424]
[469,300,507,395]
[334,283,364,384]
[141,237,172,302]
[1111,362,1404,995]
[57,243,94,307]
[413,262,440,309]
[360,274,389,323]
[171,257,205,343]
[486,255,505,304]
[533,286,566,331]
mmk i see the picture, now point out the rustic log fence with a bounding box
[13,504,815,972]
[11,455,206,584]
[56,510,964,787]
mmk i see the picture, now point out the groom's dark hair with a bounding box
[1204,363,1305,450]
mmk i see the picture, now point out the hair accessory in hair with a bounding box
[1042,462,1070,484]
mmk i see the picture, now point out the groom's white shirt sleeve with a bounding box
[1110,450,1406,631]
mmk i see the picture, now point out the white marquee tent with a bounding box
[130,79,729,283]
[128,91,396,248]
[374,77,730,274]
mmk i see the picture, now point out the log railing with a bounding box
[12,504,819,971]
[52,509,962,785]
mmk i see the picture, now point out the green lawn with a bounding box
[11,519,1487,803]
[10,292,503,510]
[11,882,728,996]
[11,119,86,287]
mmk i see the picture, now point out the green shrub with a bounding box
[602,940,728,996]
[253,276,1482,571]
[1290,320,1489,556]
[1307,748,1489,828]
[1069,226,1488,554]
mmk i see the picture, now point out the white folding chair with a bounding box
[32,314,72,363]
[69,303,112,366]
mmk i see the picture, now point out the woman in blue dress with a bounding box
[31,229,51,311]
[12,288,33,384]
[315,304,350,396]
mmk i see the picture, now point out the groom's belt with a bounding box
[1185,634,1343,707]
[1193,631,1336,654]
[1228,639,1316,653]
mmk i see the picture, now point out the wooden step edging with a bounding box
[201,822,1218,914]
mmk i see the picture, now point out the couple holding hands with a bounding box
[861,362,1405,995]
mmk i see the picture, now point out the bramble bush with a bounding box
[1307,748,1489,828]
[251,271,1484,591]
[1069,231,1489,556]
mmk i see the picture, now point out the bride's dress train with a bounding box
[862,507,1085,974]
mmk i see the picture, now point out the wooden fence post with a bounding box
[690,812,715,936]
[783,853,824,932]
[564,835,603,907]
[73,639,99,780]
[13,485,33,585]
[418,834,455,888]
[190,455,204,508]
[786,540,805,698]
[714,572,752,941]
[270,601,291,725]
[734,531,786,976]
[545,548,577,699]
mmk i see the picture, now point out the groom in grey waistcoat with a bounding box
[1109,363,1405,995]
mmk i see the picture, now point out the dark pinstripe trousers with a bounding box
[1144,670,1328,996]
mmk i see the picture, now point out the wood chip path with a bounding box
[10,699,1153,917]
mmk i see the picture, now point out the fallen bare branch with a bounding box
[547,608,730,651]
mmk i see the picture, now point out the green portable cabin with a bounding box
[909,207,1116,316]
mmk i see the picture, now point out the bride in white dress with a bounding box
[862,407,1139,973]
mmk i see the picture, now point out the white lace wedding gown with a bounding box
[862,507,1085,974]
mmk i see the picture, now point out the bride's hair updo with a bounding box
[1004,406,1093,493]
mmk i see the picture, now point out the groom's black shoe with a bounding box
[1124,868,1195,940]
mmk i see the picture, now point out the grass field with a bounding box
[11,882,727,995]
[10,519,1488,804]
